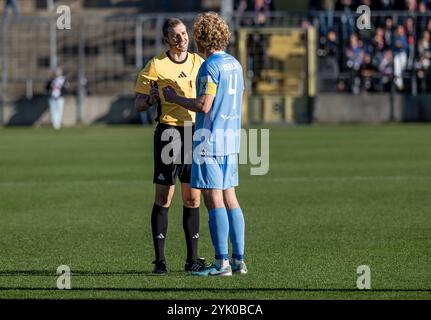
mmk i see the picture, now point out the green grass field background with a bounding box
[0,124,430,299]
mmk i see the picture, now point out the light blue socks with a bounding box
[227,207,245,260]
[208,208,229,260]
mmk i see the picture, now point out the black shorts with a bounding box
[153,123,194,186]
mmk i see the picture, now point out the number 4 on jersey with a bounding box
[228,73,238,110]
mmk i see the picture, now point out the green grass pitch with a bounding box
[0,124,430,299]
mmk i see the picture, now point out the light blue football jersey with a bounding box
[194,51,244,156]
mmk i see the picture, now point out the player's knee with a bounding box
[223,189,239,209]
[155,184,175,207]
[183,197,200,208]
[225,198,239,210]
[203,197,224,211]
[155,194,173,207]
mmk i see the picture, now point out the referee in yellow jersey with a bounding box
[135,18,206,274]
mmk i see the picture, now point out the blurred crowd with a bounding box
[315,0,431,93]
[235,0,275,26]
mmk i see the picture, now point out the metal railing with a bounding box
[1,10,431,124]
[0,10,306,124]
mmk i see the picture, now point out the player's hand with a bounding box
[149,81,159,105]
[163,86,177,103]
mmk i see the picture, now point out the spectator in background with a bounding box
[377,0,398,10]
[254,0,273,26]
[358,13,374,53]
[372,30,386,68]
[393,25,409,90]
[46,68,67,130]
[314,0,334,38]
[418,1,428,12]
[397,0,409,10]
[359,0,372,6]
[251,0,273,79]
[235,0,274,26]
[2,0,20,19]
[394,1,414,24]
[405,17,415,44]
[374,26,386,46]
[378,49,394,91]
[359,52,377,91]
[418,30,431,61]
[417,30,431,90]
[384,16,395,48]
[325,30,339,58]
[406,0,417,14]
[346,33,365,71]
[346,33,365,94]
[417,2,428,37]
[336,0,356,45]
[405,16,416,69]
[416,55,431,92]
[319,30,340,76]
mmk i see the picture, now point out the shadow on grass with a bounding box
[0,287,430,292]
[0,270,430,293]
[0,270,150,276]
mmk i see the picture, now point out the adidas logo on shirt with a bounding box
[178,71,187,78]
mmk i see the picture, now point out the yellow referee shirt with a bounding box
[135,51,204,126]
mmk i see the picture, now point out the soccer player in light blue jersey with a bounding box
[163,12,247,276]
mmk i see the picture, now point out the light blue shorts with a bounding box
[191,154,239,190]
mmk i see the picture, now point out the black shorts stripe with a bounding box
[153,123,194,185]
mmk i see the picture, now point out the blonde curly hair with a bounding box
[193,12,231,52]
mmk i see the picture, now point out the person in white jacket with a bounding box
[46,68,66,130]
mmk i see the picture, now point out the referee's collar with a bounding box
[166,51,189,64]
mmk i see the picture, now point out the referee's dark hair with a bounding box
[162,17,185,43]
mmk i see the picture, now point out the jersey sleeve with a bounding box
[135,58,157,95]
[197,63,218,97]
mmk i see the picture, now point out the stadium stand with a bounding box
[315,0,431,94]
[0,0,430,126]
[0,0,226,102]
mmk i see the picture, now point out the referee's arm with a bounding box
[135,59,158,112]
[162,86,214,114]
[134,94,152,112]
[135,81,159,112]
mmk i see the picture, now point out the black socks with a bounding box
[151,204,200,263]
[183,206,200,262]
[151,203,169,262]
